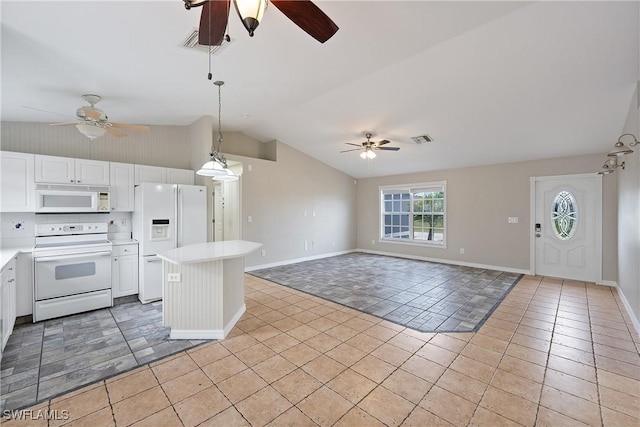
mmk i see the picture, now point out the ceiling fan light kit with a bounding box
[234,0,268,37]
[341,132,400,160]
[45,94,149,140]
[186,0,338,47]
[75,123,106,140]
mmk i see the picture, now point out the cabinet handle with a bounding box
[70,179,74,183]
[114,258,118,261]
[77,180,81,183]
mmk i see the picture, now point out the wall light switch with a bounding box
[261,250,266,257]
[248,164,253,172]
[168,273,181,282]
[247,216,252,223]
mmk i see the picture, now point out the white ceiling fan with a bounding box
[28,94,150,140]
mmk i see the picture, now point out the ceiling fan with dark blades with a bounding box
[340,133,400,159]
[184,0,339,46]
[25,94,150,140]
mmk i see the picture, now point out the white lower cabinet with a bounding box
[1,258,17,356]
[111,244,139,298]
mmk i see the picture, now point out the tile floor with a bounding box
[249,253,522,332]
[1,299,204,412]
[3,274,639,426]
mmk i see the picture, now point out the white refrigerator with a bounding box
[132,183,207,303]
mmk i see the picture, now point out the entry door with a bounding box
[534,174,601,282]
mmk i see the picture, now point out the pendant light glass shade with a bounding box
[234,0,268,36]
[196,158,227,176]
[213,169,239,181]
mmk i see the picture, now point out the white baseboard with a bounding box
[358,249,531,275]
[169,304,246,340]
[597,279,618,287]
[170,329,224,340]
[245,250,357,272]
[614,286,640,336]
[223,304,246,337]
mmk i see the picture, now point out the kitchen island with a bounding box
[157,240,262,340]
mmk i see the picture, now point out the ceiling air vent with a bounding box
[411,134,433,144]
[180,28,231,55]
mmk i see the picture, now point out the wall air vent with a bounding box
[411,134,433,144]
[180,28,231,55]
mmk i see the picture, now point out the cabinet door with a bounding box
[75,159,110,185]
[35,155,75,184]
[1,262,15,351]
[112,255,139,297]
[0,151,35,212]
[135,165,166,185]
[110,163,135,212]
[166,168,194,185]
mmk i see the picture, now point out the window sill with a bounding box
[379,239,447,250]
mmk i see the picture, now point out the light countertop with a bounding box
[0,247,32,269]
[158,240,262,265]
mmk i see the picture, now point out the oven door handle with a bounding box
[34,251,112,262]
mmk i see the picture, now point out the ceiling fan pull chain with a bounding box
[208,49,213,80]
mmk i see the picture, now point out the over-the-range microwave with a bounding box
[35,184,110,213]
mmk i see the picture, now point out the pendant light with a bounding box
[234,0,268,37]
[196,80,237,180]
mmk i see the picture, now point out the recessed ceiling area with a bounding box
[1,1,638,178]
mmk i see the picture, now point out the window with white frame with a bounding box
[380,182,446,246]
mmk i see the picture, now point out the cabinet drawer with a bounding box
[111,244,138,256]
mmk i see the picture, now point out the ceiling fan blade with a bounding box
[377,147,400,151]
[22,106,75,120]
[83,106,101,121]
[106,127,127,138]
[271,0,338,43]
[376,140,391,146]
[199,0,230,46]
[345,143,363,148]
[49,122,78,127]
[110,122,150,133]
[340,148,363,153]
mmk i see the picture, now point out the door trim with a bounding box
[529,173,603,283]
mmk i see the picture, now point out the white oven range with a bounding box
[32,222,113,322]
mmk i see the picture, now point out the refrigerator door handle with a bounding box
[176,186,182,247]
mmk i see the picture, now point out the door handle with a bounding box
[536,233,541,238]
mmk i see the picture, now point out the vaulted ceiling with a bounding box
[2,1,638,178]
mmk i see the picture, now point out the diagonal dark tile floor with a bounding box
[0,299,205,412]
[249,252,522,333]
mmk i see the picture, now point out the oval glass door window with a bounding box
[551,190,578,240]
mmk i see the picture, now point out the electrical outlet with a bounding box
[508,217,519,224]
[261,250,266,257]
[11,221,25,231]
[248,164,253,172]
[304,240,308,251]
[247,216,252,223]
[168,273,181,282]
[119,218,127,227]
[371,240,375,245]
[460,248,465,254]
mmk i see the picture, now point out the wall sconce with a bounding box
[607,133,639,157]
[598,158,625,175]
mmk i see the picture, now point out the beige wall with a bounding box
[233,141,357,268]
[1,121,191,168]
[356,154,617,281]
[617,86,640,325]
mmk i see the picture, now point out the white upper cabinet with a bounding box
[135,165,166,185]
[75,159,110,185]
[135,165,194,185]
[35,155,75,184]
[35,155,109,185]
[0,151,36,212]
[110,162,135,212]
[166,168,194,185]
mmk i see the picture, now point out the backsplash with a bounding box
[0,212,132,248]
